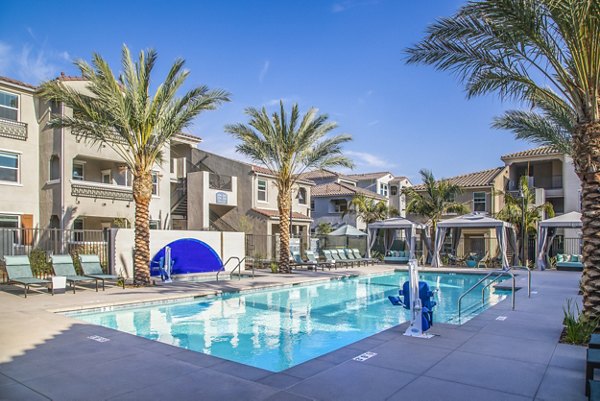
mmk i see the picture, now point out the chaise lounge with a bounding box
[3,255,52,298]
[78,254,124,290]
[50,254,96,293]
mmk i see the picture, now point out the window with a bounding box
[149,220,160,230]
[49,155,60,181]
[72,218,84,242]
[297,187,307,204]
[101,169,112,184]
[0,214,19,228]
[72,161,85,181]
[310,200,315,211]
[445,193,455,203]
[331,199,347,213]
[257,179,267,202]
[151,172,159,195]
[379,183,388,197]
[0,90,18,121]
[473,192,486,212]
[390,185,398,196]
[0,151,19,183]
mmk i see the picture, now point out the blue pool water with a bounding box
[67,272,507,372]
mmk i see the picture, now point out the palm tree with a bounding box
[346,194,399,226]
[405,0,600,318]
[226,102,353,273]
[402,169,468,240]
[316,222,333,235]
[40,45,230,285]
[497,176,555,264]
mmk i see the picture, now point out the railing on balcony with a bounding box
[507,175,563,192]
[209,173,233,191]
[71,128,128,145]
[0,118,27,141]
[71,181,133,201]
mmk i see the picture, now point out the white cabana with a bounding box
[433,213,517,270]
[536,211,582,270]
[368,217,431,260]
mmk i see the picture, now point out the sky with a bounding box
[0,0,533,183]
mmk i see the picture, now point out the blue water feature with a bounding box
[68,272,507,372]
[150,238,222,276]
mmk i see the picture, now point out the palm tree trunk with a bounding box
[573,121,600,320]
[133,170,153,285]
[278,187,292,273]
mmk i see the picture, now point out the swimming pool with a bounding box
[67,272,507,372]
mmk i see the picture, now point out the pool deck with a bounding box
[0,265,587,400]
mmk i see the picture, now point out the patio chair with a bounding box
[291,251,321,271]
[306,250,333,270]
[322,250,339,269]
[331,249,354,268]
[3,255,52,298]
[351,249,377,265]
[344,249,364,266]
[79,254,124,291]
[50,254,96,293]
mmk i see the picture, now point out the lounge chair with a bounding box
[79,254,124,290]
[352,249,377,265]
[330,249,353,268]
[322,250,339,269]
[3,255,52,298]
[306,250,333,270]
[291,251,321,271]
[344,249,364,266]
[50,254,96,293]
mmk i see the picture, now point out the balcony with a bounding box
[71,180,133,202]
[209,173,233,191]
[0,118,27,141]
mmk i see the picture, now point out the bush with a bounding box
[29,249,52,277]
[562,298,598,345]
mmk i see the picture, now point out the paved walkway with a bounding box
[0,266,587,400]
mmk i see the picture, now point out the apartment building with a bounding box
[409,167,509,257]
[301,169,387,231]
[168,147,313,256]
[0,77,40,232]
[500,146,580,215]
[0,75,180,233]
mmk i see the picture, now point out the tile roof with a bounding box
[501,146,562,160]
[412,167,505,191]
[0,76,37,90]
[173,132,202,144]
[251,208,312,221]
[57,72,87,82]
[311,182,386,200]
[251,165,315,185]
[346,171,393,181]
[299,169,356,182]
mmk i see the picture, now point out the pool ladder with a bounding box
[457,267,531,320]
[216,257,251,281]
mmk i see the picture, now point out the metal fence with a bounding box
[0,228,110,279]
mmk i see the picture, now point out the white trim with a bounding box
[0,150,21,184]
[257,178,268,203]
[0,89,20,122]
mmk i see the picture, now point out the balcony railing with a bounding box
[0,118,27,141]
[71,128,128,145]
[209,173,233,191]
[71,181,133,202]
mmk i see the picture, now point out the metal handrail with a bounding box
[511,265,532,298]
[481,270,516,310]
[216,256,251,281]
[231,257,248,280]
[217,257,240,281]
[457,269,515,320]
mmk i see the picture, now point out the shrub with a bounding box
[29,249,52,277]
[562,298,598,345]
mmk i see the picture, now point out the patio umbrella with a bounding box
[327,224,367,237]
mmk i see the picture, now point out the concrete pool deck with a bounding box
[0,265,587,400]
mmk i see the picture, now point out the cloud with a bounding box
[367,120,379,126]
[331,0,379,13]
[0,37,71,84]
[262,96,301,107]
[259,60,270,83]
[345,150,395,169]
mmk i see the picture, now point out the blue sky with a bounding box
[0,0,532,182]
